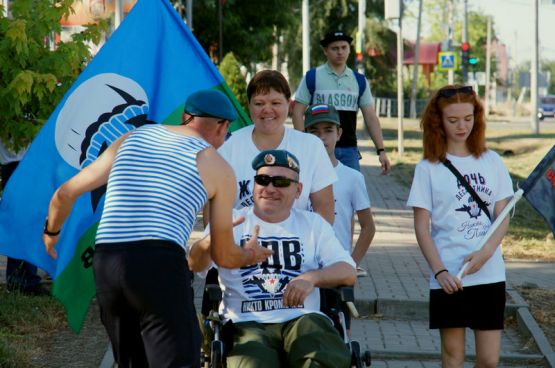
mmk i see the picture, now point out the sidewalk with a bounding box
[348,129,555,367]
[2,127,555,367]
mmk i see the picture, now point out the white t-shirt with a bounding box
[406,150,514,289]
[333,162,371,251]
[218,125,336,211]
[217,207,355,324]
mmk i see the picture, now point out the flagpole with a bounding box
[456,189,524,280]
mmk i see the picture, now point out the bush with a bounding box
[219,52,248,111]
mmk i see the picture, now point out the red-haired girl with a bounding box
[407,85,514,367]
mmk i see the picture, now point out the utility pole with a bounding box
[302,0,310,73]
[385,0,404,156]
[114,0,124,29]
[447,0,454,84]
[396,5,404,155]
[485,16,491,117]
[218,0,223,64]
[357,0,366,74]
[462,0,469,84]
[531,0,539,134]
[2,0,8,17]
[409,0,422,119]
[186,0,193,30]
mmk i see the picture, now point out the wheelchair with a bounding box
[200,269,372,368]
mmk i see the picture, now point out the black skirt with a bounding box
[429,281,506,330]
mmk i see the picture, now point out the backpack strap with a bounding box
[306,68,316,105]
[353,71,367,106]
[442,159,492,221]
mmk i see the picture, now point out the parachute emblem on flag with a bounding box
[54,73,156,211]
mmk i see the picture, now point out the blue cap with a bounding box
[184,89,238,121]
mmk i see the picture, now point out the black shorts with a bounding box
[94,240,200,367]
[429,281,506,330]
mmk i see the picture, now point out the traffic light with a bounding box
[461,41,470,65]
[469,57,478,65]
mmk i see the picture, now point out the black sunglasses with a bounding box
[438,86,474,98]
[254,175,298,188]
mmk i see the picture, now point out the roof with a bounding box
[403,42,441,65]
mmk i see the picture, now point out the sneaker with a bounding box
[356,266,368,277]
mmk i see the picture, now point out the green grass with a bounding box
[379,118,555,260]
[0,285,67,367]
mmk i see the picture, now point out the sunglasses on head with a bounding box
[438,86,474,98]
[254,174,298,188]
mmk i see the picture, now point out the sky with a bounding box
[402,0,555,66]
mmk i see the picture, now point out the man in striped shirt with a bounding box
[43,89,273,367]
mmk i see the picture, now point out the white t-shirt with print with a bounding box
[407,150,514,289]
[218,125,336,211]
[333,162,371,251]
[217,207,355,324]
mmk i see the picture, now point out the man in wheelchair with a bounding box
[188,149,357,368]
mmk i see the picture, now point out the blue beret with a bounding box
[184,89,238,121]
[252,150,300,173]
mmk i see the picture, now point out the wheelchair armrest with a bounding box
[337,286,354,303]
[205,284,223,303]
[324,286,354,303]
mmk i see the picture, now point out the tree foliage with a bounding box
[282,0,395,92]
[0,0,106,151]
[184,0,395,95]
[421,0,498,85]
[542,60,555,95]
[189,0,297,72]
[219,52,247,110]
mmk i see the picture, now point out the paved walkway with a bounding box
[2,125,555,367]
[344,128,555,367]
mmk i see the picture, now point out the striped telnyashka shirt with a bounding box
[96,125,209,250]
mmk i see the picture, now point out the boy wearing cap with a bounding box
[292,30,391,175]
[304,104,375,277]
[189,149,355,368]
[43,89,272,367]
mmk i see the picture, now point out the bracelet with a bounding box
[376,148,385,155]
[244,248,256,264]
[434,269,448,279]
[43,217,61,236]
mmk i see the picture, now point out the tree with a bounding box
[542,60,555,95]
[0,0,106,151]
[219,52,247,110]
[282,0,396,93]
[188,0,297,73]
[421,0,499,85]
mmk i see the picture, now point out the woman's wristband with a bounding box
[376,148,385,155]
[434,269,448,279]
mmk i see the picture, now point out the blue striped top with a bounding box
[96,125,209,249]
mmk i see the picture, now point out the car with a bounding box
[538,95,555,120]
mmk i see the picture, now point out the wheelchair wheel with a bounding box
[349,340,362,368]
[363,350,372,367]
[211,340,224,368]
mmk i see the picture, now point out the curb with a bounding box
[355,293,555,367]
[370,349,545,365]
[99,344,114,368]
[516,307,555,367]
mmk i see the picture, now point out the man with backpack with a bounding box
[292,31,391,174]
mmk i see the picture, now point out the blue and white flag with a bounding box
[0,0,249,331]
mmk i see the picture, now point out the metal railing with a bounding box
[374,98,428,118]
